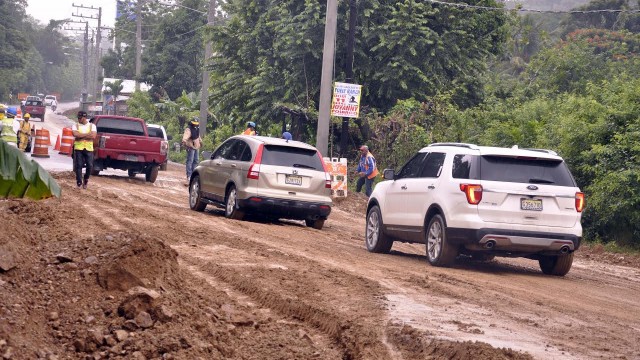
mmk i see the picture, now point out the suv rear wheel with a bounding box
[365,205,393,253]
[225,185,245,220]
[189,175,207,212]
[539,253,574,276]
[426,214,458,266]
[305,218,325,230]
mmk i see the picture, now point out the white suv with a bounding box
[365,143,585,276]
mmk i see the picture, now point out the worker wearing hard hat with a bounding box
[18,113,32,152]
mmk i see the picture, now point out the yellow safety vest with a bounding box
[74,123,95,151]
[1,116,17,143]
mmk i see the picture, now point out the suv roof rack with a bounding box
[429,142,479,150]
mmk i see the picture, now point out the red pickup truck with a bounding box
[22,98,46,121]
[91,115,168,183]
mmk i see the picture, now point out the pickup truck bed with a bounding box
[91,116,169,183]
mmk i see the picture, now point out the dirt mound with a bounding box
[96,234,179,291]
[333,191,369,215]
[576,243,640,269]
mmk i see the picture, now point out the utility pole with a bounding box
[340,0,357,157]
[65,21,90,110]
[199,0,216,137]
[73,3,102,113]
[135,0,143,91]
[316,0,338,156]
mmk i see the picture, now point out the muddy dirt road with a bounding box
[1,165,639,359]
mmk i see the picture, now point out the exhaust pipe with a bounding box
[484,240,496,249]
[560,245,570,254]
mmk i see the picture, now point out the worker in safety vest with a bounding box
[242,121,256,136]
[17,113,31,152]
[71,111,97,189]
[0,105,19,147]
[355,145,379,197]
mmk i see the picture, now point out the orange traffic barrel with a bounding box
[59,127,74,155]
[31,128,51,158]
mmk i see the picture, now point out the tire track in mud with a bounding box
[181,255,393,360]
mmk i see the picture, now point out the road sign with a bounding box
[331,82,362,118]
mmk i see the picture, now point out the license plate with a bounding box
[521,198,542,211]
[124,155,138,162]
[285,174,302,186]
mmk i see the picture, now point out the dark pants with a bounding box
[356,176,374,197]
[74,149,94,186]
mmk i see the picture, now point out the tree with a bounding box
[141,0,207,99]
[208,0,510,137]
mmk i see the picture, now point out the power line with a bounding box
[155,0,207,15]
[424,0,640,14]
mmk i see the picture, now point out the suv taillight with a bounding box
[160,140,168,155]
[575,192,585,212]
[460,184,482,205]
[247,144,264,180]
[317,151,331,188]
[99,136,107,149]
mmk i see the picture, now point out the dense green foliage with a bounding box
[207,0,509,137]
[0,1,81,102]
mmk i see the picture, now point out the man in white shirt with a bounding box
[72,111,97,189]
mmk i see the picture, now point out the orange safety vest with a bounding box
[242,128,256,136]
[364,153,379,179]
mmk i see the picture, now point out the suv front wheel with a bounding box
[365,205,393,253]
[426,214,458,266]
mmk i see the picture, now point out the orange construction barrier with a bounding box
[16,107,22,118]
[54,135,61,151]
[324,157,348,198]
[59,127,74,155]
[31,128,51,158]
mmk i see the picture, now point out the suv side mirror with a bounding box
[383,168,395,180]
[201,150,213,160]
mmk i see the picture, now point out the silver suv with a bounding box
[189,135,333,229]
[365,143,585,276]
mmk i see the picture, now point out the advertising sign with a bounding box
[331,82,362,118]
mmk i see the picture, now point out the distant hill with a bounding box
[499,0,592,11]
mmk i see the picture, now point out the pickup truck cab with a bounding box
[23,99,46,121]
[91,115,169,183]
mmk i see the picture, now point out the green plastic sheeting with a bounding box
[0,140,61,199]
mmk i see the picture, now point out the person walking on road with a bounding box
[182,117,202,181]
[17,113,31,152]
[242,121,256,136]
[0,105,19,147]
[355,145,379,197]
[72,111,97,189]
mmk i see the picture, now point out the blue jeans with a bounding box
[186,147,199,180]
[356,176,374,197]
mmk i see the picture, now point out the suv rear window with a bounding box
[453,154,576,186]
[96,118,145,136]
[147,127,164,138]
[261,145,323,171]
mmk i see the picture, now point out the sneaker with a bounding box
[77,184,82,189]
[83,180,88,189]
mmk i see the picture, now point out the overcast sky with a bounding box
[26,0,117,28]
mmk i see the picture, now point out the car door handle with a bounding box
[401,185,407,190]
[231,164,237,167]
[428,185,435,189]
[214,161,222,166]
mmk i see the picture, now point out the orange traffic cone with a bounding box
[54,134,61,151]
